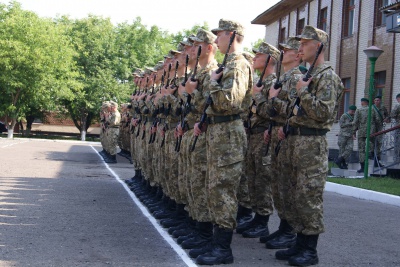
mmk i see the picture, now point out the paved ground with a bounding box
[0,138,399,267]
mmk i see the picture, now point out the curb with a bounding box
[325,182,400,207]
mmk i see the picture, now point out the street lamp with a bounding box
[363,46,384,178]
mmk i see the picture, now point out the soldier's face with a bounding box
[253,53,267,71]
[397,97,400,103]
[282,48,299,65]
[298,39,319,63]
[374,98,381,106]
[348,110,355,115]
[215,31,230,54]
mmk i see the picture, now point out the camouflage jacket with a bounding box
[206,51,253,117]
[248,73,276,129]
[390,103,400,124]
[352,106,380,137]
[338,112,354,137]
[286,64,343,130]
[258,66,303,126]
[188,60,219,127]
[107,110,121,127]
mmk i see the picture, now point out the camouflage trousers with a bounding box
[107,128,119,155]
[165,129,180,201]
[206,119,247,229]
[395,129,400,159]
[145,123,155,186]
[117,126,123,149]
[244,131,273,216]
[270,126,291,220]
[188,129,211,222]
[338,135,354,160]
[177,129,189,206]
[138,124,148,180]
[357,137,374,163]
[283,134,328,235]
[158,123,168,197]
[130,132,140,170]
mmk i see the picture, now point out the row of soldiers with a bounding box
[336,94,400,172]
[103,19,344,266]
[99,101,121,164]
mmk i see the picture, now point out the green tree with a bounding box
[0,1,80,138]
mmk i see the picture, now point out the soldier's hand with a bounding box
[176,124,183,136]
[185,80,198,94]
[194,123,202,136]
[263,129,271,144]
[352,134,356,140]
[268,84,281,99]
[253,83,263,96]
[278,127,286,141]
[211,70,223,82]
[146,94,154,102]
[296,77,312,93]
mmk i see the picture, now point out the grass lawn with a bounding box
[327,177,400,196]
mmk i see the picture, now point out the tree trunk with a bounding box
[7,118,17,139]
[81,113,87,141]
[26,115,35,136]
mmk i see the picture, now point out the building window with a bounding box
[374,71,386,97]
[375,0,390,27]
[343,0,355,37]
[279,27,286,43]
[319,7,328,32]
[297,18,305,35]
[341,78,351,116]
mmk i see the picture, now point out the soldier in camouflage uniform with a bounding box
[254,37,303,250]
[373,96,389,166]
[335,105,357,169]
[193,19,253,265]
[99,101,110,158]
[176,29,219,255]
[268,26,344,266]
[353,98,380,172]
[235,42,279,240]
[104,101,121,163]
[390,93,400,159]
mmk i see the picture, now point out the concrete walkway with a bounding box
[0,138,399,267]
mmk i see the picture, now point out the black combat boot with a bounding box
[104,154,117,164]
[275,233,303,260]
[242,213,269,238]
[260,219,287,243]
[196,226,234,265]
[235,206,254,234]
[341,157,348,169]
[160,204,186,228]
[357,162,365,173]
[181,222,213,249]
[334,156,344,169]
[266,220,296,249]
[288,234,319,266]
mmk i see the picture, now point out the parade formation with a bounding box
[99,19,345,266]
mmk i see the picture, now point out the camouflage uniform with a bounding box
[271,27,344,235]
[188,57,218,222]
[106,102,121,156]
[337,111,355,160]
[203,47,253,230]
[353,105,380,163]
[390,100,400,158]
[373,104,389,157]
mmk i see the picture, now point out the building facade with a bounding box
[252,0,400,150]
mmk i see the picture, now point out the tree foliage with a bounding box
[0,1,80,137]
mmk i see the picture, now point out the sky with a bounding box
[3,0,281,48]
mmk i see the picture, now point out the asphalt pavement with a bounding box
[0,138,399,267]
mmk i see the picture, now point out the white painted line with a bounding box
[325,182,400,207]
[1,140,29,148]
[90,145,197,267]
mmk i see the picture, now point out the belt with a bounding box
[158,118,166,124]
[208,114,240,124]
[270,121,284,127]
[288,127,328,136]
[249,126,267,135]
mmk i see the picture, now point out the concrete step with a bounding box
[331,168,364,178]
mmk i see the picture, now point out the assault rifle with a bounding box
[274,43,324,156]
